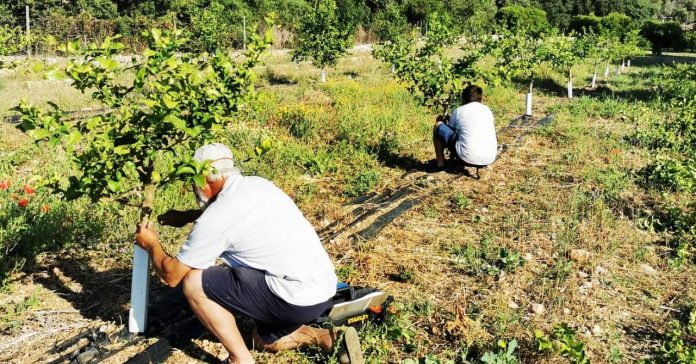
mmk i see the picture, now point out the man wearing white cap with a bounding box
[134,143,358,363]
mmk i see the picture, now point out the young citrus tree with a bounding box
[617,29,644,70]
[14,23,273,333]
[488,27,546,115]
[575,30,601,89]
[542,32,584,98]
[372,1,410,73]
[597,35,621,80]
[292,0,353,82]
[374,14,488,116]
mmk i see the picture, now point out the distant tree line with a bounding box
[0,0,694,53]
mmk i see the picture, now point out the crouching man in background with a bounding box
[134,143,360,364]
[433,85,498,177]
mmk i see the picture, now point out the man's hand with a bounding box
[134,220,193,287]
[135,221,160,251]
[157,209,202,228]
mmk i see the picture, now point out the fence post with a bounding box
[25,5,31,56]
[243,16,247,50]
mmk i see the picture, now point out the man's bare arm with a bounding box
[135,222,192,287]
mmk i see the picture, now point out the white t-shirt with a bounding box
[176,175,337,306]
[449,102,497,166]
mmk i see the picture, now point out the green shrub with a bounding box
[641,20,686,54]
[601,12,637,40]
[647,309,696,363]
[451,235,525,276]
[0,182,106,284]
[343,168,380,198]
[496,5,550,36]
[279,106,319,140]
[481,339,520,364]
[637,64,696,192]
[535,324,589,364]
[569,14,602,35]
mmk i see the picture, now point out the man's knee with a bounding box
[182,269,204,299]
[433,121,443,134]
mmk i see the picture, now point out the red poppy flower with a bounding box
[41,204,50,213]
[0,181,9,190]
[24,184,36,195]
[18,198,29,208]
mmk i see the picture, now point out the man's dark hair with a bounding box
[462,85,483,104]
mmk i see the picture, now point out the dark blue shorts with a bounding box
[435,122,458,154]
[202,266,332,343]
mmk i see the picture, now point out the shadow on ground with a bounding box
[28,254,262,362]
[632,53,696,66]
[376,148,476,177]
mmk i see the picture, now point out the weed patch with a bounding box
[343,169,380,198]
[535,324,589,364]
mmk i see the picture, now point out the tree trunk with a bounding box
[128,184,155,334]
[321,67,326,83]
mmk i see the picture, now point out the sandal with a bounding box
[330,326,364,364]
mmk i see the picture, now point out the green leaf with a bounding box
[106,179,122,192]
[164,114,186,130]
[175,165,196,176]
[114,146,130,155]
[66,130,81,146]
[163,94,178,109]
[28,129,50,140]
[193,174,206,188]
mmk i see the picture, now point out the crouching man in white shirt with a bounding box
[134,143,349,364]
[433,85,497,171]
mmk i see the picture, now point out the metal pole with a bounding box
[243,16,247,50]
[25,5,30,56]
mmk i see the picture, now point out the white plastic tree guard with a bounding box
[591,73,597,89]
[627,59,631,68]
[320,67,327,83]
[129,246,150,333]
[525,92,533,116]
[604,64,610,78]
